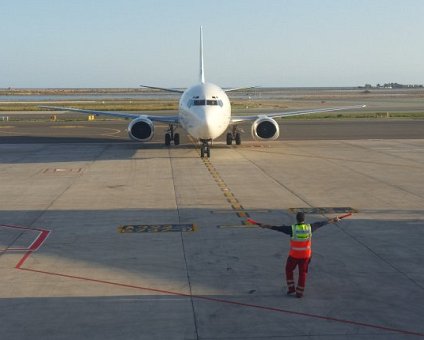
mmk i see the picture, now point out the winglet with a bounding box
[200,26,205,83]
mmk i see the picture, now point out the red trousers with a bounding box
[285,256,311,294]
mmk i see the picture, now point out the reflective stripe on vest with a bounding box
[289,223,312,258]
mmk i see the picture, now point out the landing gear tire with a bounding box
[174,133,180,146]
[235,132,241,145]
[200,140,211,158]
[165,124,180,146]
[226,133,233,145]
[201,145,210,158]
[227,126,241,146]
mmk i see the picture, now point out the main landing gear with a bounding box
[200,139,211,158]
[226,125,241,145]
[165,124,180,146]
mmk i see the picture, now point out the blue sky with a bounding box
[2,0,423,87]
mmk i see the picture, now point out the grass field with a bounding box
[1,88,423,120]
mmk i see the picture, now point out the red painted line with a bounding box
[338,212,353,219]
[16,263,424,337]
[15,251,33,269]
[28,230,50,251]
[1,223,44,232]
[1,224,51,252]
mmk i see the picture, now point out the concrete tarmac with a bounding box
[0,120,423,339]
[1,118,424,143]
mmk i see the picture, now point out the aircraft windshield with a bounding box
[189,99,223,107]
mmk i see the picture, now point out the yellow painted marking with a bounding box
[237,212,249,218]
[200,154,258,228]
[118,224,196,233]
[289,207,358,214]
[42,168,83,174]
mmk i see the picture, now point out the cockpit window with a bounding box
[188,98,224,107]
[194,99,206,106]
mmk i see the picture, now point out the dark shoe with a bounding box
[296,293,303,298]
[286,288,296,295]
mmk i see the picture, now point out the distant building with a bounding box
[360,83,423,89]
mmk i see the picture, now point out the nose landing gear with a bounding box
[200,139,211,158]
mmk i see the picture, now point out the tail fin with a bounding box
[199,26,205,83]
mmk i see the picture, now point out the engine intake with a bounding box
[251,116,279,140]
[128,117,154,142]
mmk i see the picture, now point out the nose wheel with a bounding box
[200,139,211,158]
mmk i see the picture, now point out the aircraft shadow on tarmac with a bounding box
[0,137,205,163]
[2,207,423,291]
[0,135,271,164]
[0,135,130,144]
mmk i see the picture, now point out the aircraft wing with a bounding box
[231,104,366,123]
[139,84,185,94]
[40,106,179,124]
[224,86,257,93]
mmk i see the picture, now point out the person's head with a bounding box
[296,212,305,223]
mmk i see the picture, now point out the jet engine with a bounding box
[251,116,280,140]
[127,117,154,142]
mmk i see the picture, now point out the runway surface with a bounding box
[1,119,423,339]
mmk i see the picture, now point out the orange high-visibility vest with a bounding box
[289,223,312,259]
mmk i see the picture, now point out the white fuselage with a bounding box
[179,82,231,140]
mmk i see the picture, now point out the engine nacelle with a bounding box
[251,116,280,140]
[127,117,154,142]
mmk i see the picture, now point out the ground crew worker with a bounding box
[258,212,339,298]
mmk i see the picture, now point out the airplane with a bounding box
[42,27,365,158]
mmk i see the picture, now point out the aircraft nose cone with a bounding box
[201,106,229,139]
[204,107,221,138]
[195,109,212,139]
